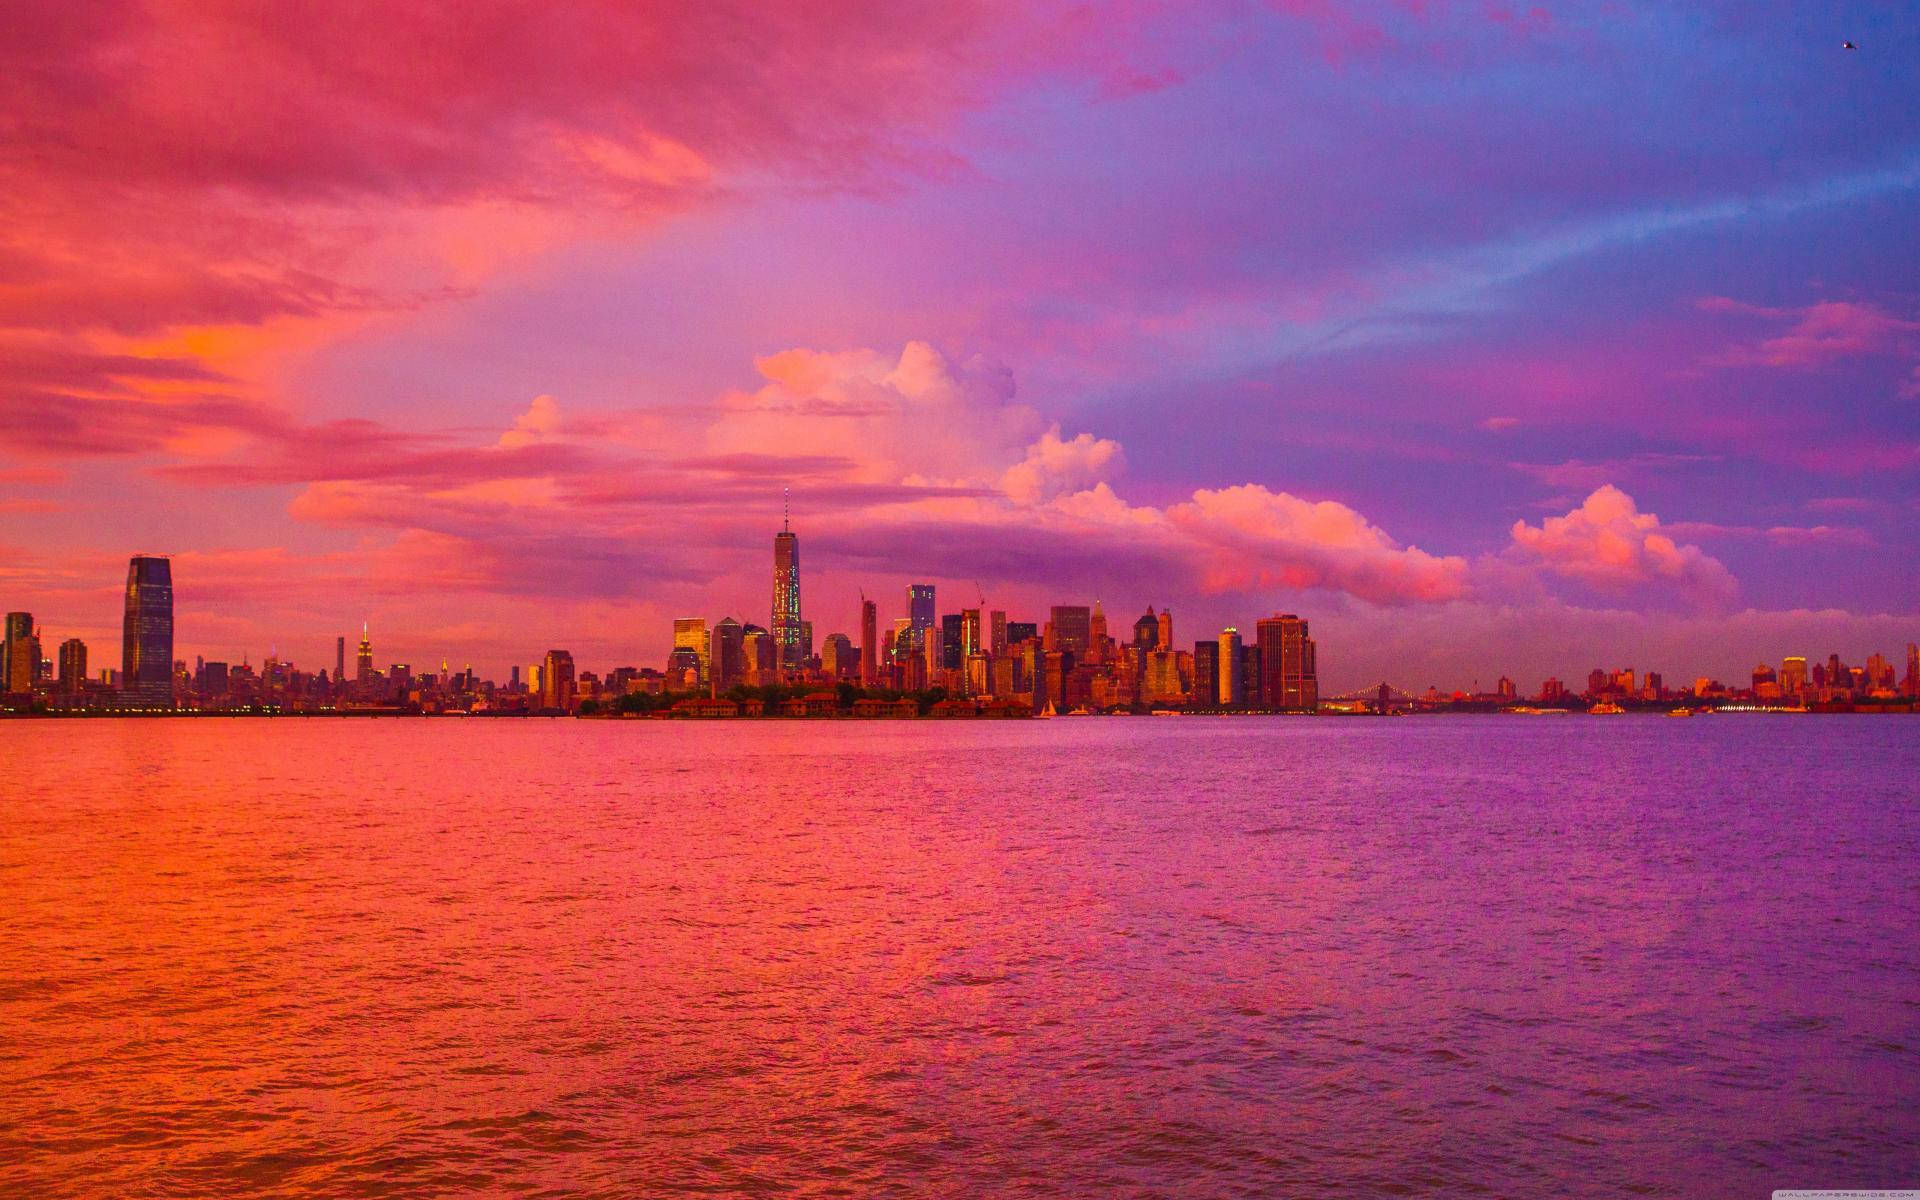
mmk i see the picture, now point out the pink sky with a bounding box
[2,1,1915,689]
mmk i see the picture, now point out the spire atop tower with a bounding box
[783,486,790,532]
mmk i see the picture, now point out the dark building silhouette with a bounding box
[712,617,745,694]
[860,599,878,685]
[2,611,33,695]
[57,638,87,693]
[907,584,935,632]
[1193,640,1220,707]
[122,556,174,707]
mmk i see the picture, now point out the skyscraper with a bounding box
[1255,613,1317,711]
[2,612,31,695]
[989,610,1008,657]
[822,633,855,677]
[1193,640,1220,707]
[122,555,174,708]
[713,617,745,694]
[3,612,34,695]
[1132,606,1159,651]
[773,507,803,670]
[673,617,710,687]
[357,624,374,682]
[940,613,964,671]
[58,638,87,693]
[860,599,878,686]
[1050,606,1091,657]
[908,584,935,632]
[1218,627,1242,706]
[540,649,576,712]
[335,636,346,683]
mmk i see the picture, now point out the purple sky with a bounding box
[2,1,1915,689]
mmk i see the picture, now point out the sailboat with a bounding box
[1036,701,1057,719]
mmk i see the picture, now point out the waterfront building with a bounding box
[1144,647,1183,704]
[1238,643,1261,707]
[773,511,804,670]
[2,611,33,696]
[122,556,174,707]
[540,649,576,712]
[1255,613,1316,711]
[1193,640,1220,707]
[57,638,87,693]
[1218,628,1242,707]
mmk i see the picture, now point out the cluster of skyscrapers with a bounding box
[602,516,1320,716]
[3,555,173,711]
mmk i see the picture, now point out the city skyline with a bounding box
[1,5,1915,694]
[4,525,1914,713]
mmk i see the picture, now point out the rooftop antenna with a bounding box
[783,486,790,532]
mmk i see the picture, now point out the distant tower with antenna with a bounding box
[772,489,804,671]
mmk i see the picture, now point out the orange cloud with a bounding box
[1509,485,1736,604]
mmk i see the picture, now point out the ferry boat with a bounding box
[1589,701,1626,715]
[1665,707,1694,718]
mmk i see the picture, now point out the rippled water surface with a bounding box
[3,716,1917,1197]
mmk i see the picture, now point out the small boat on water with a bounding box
[1036,702,1057,719]
[1589,701,1626,715]
[1666,707,1694,718]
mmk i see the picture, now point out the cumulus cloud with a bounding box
[999,426,1125,503]
[1508,485,1737,605]
[711,341,1038,487]
[1162,485,1468,603]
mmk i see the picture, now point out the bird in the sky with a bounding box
[1842,41,1857,50]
